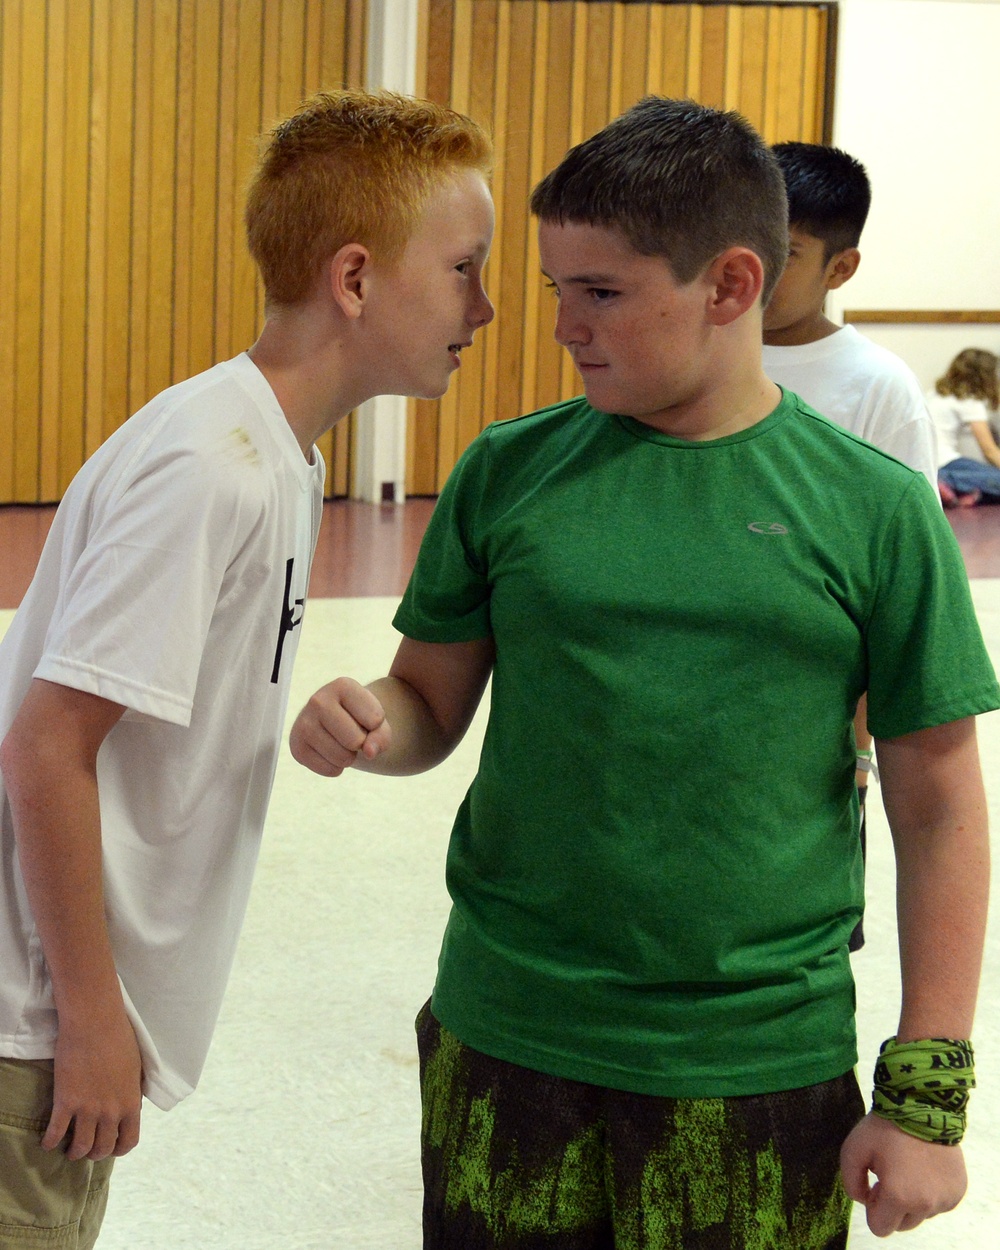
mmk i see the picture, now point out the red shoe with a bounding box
[939,481,957,507]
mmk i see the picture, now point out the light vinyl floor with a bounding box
[3,591,1000,1249]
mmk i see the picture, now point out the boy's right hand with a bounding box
[289,678,391,776]
[46,1007,143,1161]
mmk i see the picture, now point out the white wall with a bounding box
[829,0,1000,389]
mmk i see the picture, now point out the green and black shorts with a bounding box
[416,1003,864,1250]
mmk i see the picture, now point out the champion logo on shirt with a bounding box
[747,522,789,535]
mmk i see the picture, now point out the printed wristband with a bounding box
[856,747,879,782]
[872,1036,975,1146]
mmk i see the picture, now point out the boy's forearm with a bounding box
[893,816,988,1041]
[1,736,125,1022]
[877,720,989,1040]
[354,675,466,775]
[357,634,495,775]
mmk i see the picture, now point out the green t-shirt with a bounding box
[393,389,1000,1098]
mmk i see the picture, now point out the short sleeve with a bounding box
[865,475,1000,738]
[35,449,262,726]
[393,433,493,642]
[957,398,991,427]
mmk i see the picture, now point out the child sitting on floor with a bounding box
[929,347,1000,506]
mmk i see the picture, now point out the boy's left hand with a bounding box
[840,1112,967,1236]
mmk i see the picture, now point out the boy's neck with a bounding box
[248,309,364,458]
[631,358,783,443]
[763,311,842,348]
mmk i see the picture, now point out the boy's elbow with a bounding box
[0,724,39,802]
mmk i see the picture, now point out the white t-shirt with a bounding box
[925,392,994,468]
[0,353,325,1109]
[763,325,938,490]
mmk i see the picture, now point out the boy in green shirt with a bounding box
[291,98,996,1248]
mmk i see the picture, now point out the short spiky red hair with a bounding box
[246,89,492,307]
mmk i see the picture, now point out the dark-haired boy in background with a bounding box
[762,142,935,487]
[292,98,995,1248]
[763,142,939,951]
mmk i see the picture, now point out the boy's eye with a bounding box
[544,280,560,297]
[589,288,616,301]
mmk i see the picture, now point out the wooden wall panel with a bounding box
[0,3,18,503]
[413,0,835,494]
[0,0,365,504]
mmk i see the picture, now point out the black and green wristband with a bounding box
[872,1036,975,1146]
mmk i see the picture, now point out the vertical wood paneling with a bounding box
[738,5,768,133]
[39,0,67,502]
[700,7,727,110]
[518,0,548,416]
[58,0,93,494]
[0,0,831,504]
[532,0,573,412]
[801,5,824,142]
[411,1,835,495]
[86,3,111,453]
[618,4,650,115]
[480,0,512,444]
[319,0,360,499]
[189,0,222,380]
[15,0,44,498]
[490,0,534,445]
[147,1,181,404]
[685,4,704,98]
[774,5,807,141]
[723,7,743,110]
[0,1,19,501]
[660,5,689,99]
[174,0,198,387]
[231,0,266,353]
[582,4,612,144]
[100,2,135,458]
[455,0,499,457]
[126,4,153,423]
[434,0,475,478]
[0,0,365,503]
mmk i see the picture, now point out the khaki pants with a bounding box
[0,1058,114,1249]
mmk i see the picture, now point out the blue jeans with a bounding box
[939,457,1000,500]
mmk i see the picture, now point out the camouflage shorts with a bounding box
[417,1003,863,1250]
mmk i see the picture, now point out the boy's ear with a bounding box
[327,243,372,318]
[825,247,861,291]
[705,247,765,326]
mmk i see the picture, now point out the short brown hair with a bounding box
[530,96,788,304]
[246,89,492,306]
[936,348,999,409]
[772,142,871,263]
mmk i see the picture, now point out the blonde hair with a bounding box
[245,89,492,306]
[935,348,1000,409]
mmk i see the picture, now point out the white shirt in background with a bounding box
[763,324,938,491]
[925,392,995,469]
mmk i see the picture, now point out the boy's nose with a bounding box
[470,284,494,329]
[554,306,589,348]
